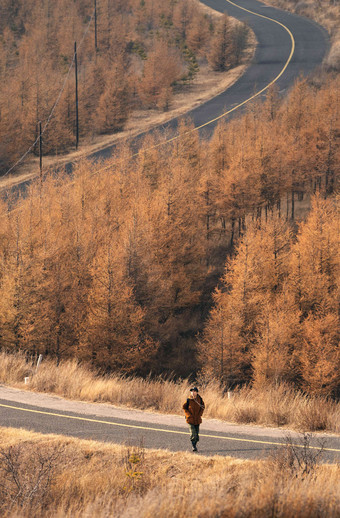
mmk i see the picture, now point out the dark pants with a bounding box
[189,424,200,445]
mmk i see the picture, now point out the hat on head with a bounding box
[189,387,199,392]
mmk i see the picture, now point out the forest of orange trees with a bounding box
[0,66,339,397]
[0,0,249,173]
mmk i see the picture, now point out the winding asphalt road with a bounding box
[0,386,339,462]
[92,0,329,161]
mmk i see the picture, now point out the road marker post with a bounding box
[36,354,43,372]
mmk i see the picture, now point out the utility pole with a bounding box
[39,120,42,179]
[220,325,224,380]
[74,41,79,149]
[94,0,98,53]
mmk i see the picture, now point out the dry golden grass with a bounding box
[0,351,339,434]
[0,427,339,518]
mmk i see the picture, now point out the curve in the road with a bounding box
[91,0,328,164]
[164,0,295,139]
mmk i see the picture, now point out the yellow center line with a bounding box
[192,0,296,130]
[1,402,339,453]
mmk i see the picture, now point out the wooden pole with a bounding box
[74,41,79,149]
[94,0,98,52]
[39,120,42,178]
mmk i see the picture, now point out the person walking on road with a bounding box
[183,387,205,452]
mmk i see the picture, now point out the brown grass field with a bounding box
[0,426,339,517]
[0,351,339,434]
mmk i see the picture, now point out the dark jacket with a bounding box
[183,395,205,425]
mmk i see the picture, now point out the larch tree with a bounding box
[251,289,301,388]
[0,200,22,350]
[198,287,250,387]
[173,0,191,40]
[208,15,235,72]
[186,9,211,57]
[288,195,340,395]
[299,313,340,397]
[288,195,339,318]
[199,214,293,386]
[82,221,157,373]
[16,179,78,363]
[138,39,183,110]
[94,59,130,134]
[65,162,158,373]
